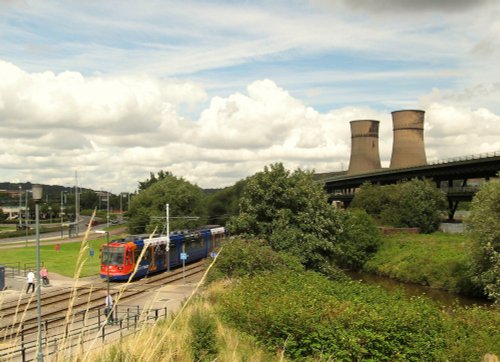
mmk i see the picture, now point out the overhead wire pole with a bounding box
[75,171,79,236]
[106,191,110,228]
[166,204,170,271]
[18,186,22,229]
[152,208,200,281]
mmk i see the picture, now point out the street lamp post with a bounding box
[32,185,44,362]
[60,191,67,239]
[24,191,29,246]
[106,192,110,228]
[18,186,22,229]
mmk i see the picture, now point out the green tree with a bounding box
[0,208,6,222]
[350,182,396,217]
[351,179,447,233]
[138,170,172,191]
[205,179,246,226]
[333,209,381,270]
[466,178,500,303]
[80,190,100,210]
[128,174,206,233]
[229,163,345,271]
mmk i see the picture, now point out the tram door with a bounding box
[125,250,133,268]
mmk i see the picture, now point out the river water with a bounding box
[346,271,492,308]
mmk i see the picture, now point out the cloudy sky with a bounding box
[1,0,499,193]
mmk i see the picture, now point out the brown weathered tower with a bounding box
[347,120,382,175]
[390,110,427,169]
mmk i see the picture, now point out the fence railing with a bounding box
[0,305,168,361]
[428,151,500,166]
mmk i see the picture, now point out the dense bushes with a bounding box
[334,209,381,270]
[217,269,499,361]
[466,177,500,303]
[209,238,499,361]
[351,179,447,233]
[207,238,303,282]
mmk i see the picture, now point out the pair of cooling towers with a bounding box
[347,110,427,175]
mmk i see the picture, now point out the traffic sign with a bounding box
[180,252,188,260]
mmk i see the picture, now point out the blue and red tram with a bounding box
[100,225,225,281]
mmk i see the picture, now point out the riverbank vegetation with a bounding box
[466,176,500,302]
[363,232,475,294]
[212,240,499,361]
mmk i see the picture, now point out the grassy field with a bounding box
[363,232,472,292]
[0,234,126,277]
[0,226,16,233]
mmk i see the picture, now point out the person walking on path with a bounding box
[26,269,35,293]
[104,293,114,324]
[40,266,49,286]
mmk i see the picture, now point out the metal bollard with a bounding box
[20,327,26,362]
[44,320,49,347]
[127,308,130,330]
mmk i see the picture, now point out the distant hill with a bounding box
[0,182,93,206]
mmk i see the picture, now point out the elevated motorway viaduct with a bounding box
[323,152,500,219]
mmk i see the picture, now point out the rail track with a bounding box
[0,261,205,341]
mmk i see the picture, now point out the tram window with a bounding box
[169,243,177,254]
[102,246,125,266]
[134,248,141,263]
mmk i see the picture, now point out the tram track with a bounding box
[0,261,205,341]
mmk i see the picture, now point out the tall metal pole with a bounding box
[75,171,79,236]
[106,192,110,228]
[60,191,64,239]
[18,186,22,229]
[166,204,170,272]
[106,231,110,297]
[32,185,43,362]
[25,192,29,246]
[35,202,43,361]
[166,204,169,236]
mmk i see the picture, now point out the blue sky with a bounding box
[0,0,499,192]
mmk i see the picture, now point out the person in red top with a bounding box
[40,266,49,286]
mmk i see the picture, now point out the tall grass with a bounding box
[86,287,282,362]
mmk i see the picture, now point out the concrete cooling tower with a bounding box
[390,110,427,169]
[347,120,382,175]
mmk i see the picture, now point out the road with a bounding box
[0,216,127,248]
